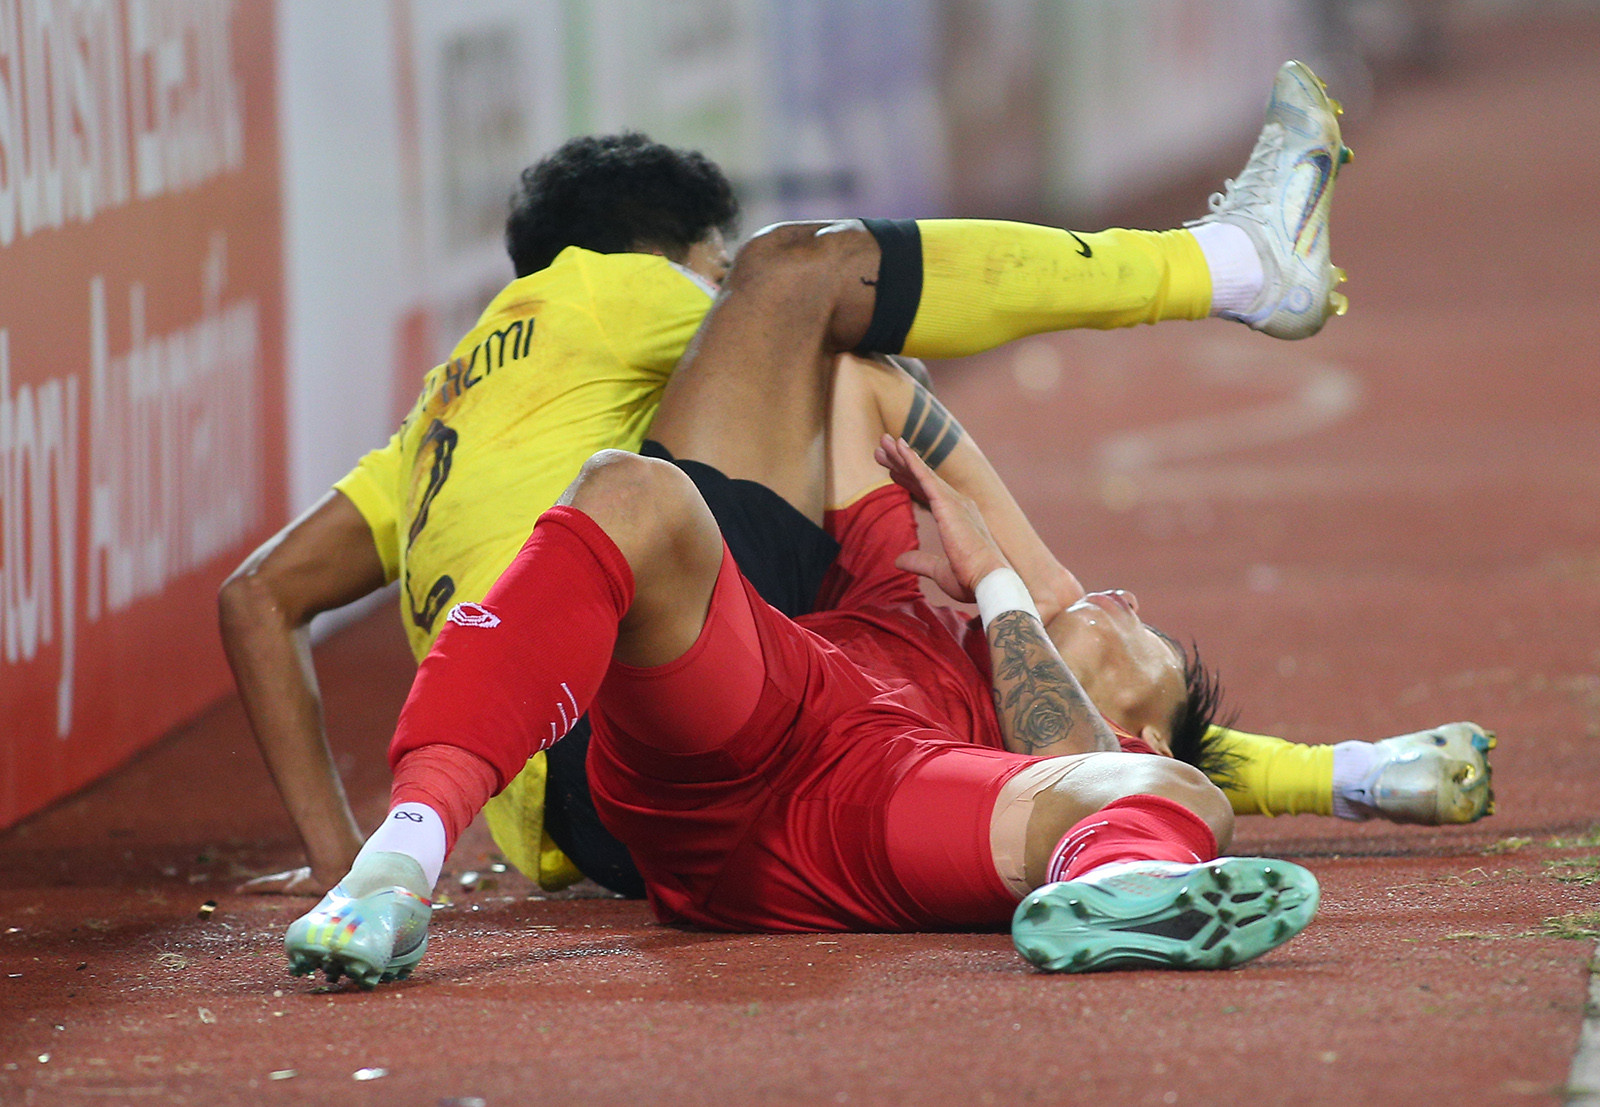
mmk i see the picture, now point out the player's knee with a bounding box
[729,219,874,290]
[1135,758,1235,851]
[566,450,717,577]
[1025,755,1235,877]
[568,450,695,529]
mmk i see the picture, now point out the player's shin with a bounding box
[1212,726,1336,818]
[390,505,635,784]
[855,219,1212,361]
[854,64,1351,359]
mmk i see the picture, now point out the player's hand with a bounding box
[236,866,321,896]
[876,435,1008,602]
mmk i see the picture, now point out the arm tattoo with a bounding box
[987,610,1109,757]
[900,382,965,470]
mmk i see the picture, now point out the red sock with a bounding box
[390,505,635,787]
[1046,794,1219,883]
[390,745,499,855]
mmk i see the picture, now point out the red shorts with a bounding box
[586,543,1035,933]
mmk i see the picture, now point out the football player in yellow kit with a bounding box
[222,73,1491,903]
[222,135,737,892]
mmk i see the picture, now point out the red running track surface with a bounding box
[4,13,1599,1107]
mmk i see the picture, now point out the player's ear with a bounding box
[1141,725,1174,759]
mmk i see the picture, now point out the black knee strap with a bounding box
[854,218,922,356]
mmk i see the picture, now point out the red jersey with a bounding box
[800,483,1003,755]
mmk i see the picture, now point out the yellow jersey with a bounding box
[335,246,714,887]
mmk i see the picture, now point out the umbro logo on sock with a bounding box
[447,602,501,628]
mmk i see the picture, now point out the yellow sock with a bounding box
[1211,726,1335,817]
[898,221,1212,360]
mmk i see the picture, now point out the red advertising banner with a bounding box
[0,0,284,827]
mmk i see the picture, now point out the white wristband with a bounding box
[974,567,1040,631]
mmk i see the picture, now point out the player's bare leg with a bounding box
[648,220,882,522]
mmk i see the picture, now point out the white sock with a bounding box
[344,802,446,897]
[1189,221,1264,315]
[1330,740,1382,821]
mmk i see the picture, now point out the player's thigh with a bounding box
[881,745,1041,928]
[594,544,768,758]
[650,222,879,521]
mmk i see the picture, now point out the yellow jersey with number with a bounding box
[335,246,714,888]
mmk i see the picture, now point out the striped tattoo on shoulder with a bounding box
[900,382,965,470]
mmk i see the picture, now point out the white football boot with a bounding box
[1336,722,1497,824]
[1188,60,1353,339]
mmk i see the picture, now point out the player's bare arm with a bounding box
[218,490,389,889]
[897,372,966,471]
[987,611,1117,757]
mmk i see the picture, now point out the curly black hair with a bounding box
[1166,641,1243,789]
[505,132,740,278]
